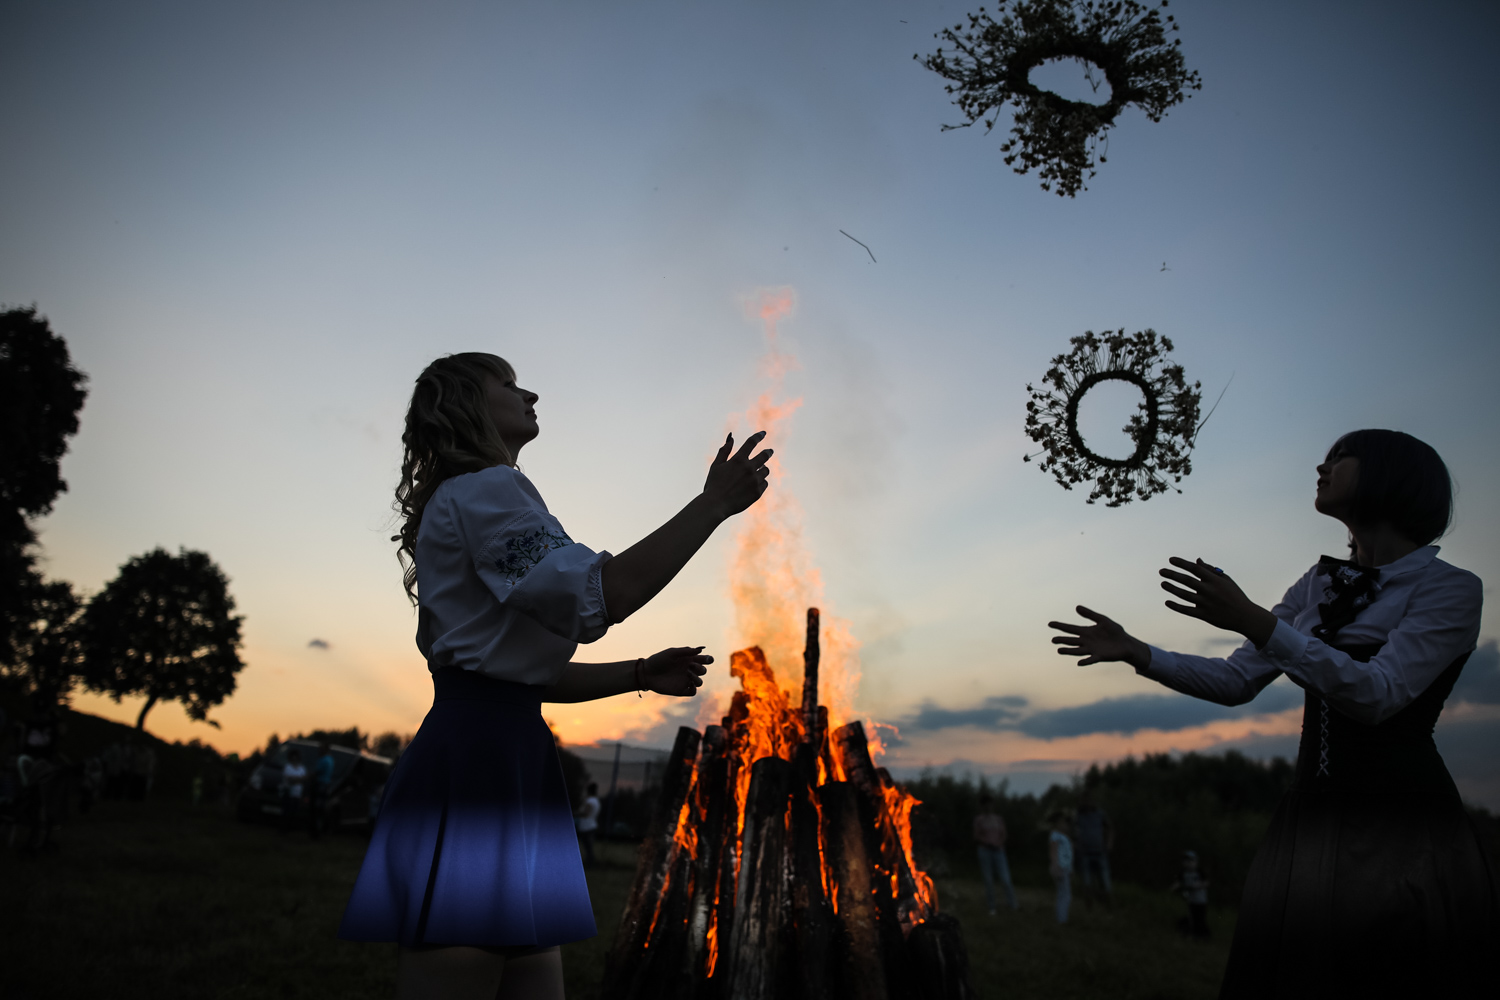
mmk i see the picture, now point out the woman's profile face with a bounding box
[485,375,540,456]
[1315,447,1359,518]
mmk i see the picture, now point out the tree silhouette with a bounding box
[0,576,84,704]
[82,548,245,732]
[0,306,89,670]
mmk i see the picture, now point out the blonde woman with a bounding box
[340,353,771,999]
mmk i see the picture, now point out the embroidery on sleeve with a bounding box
[495,528,575,586]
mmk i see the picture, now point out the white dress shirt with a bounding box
[1140,546,1482,725]
[416,464,611,686]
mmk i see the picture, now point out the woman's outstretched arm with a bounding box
[1049,558,1291,707]
[601,431,771,623]
[1048,607,1154,669]
[543,647,711,703]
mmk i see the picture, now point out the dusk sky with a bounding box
[4,1,1498,803]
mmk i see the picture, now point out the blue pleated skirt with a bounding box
[338,668,597,948]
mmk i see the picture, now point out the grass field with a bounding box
[1,799,1233,999]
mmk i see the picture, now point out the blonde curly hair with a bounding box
[394,352,516,603]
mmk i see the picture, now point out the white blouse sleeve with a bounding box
[452,467,612,644]
[1135,571,1312,707]
[1256,567,1482,725]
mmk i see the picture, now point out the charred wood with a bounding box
[802,607,821,747]
[787,763,834,1000]
[644,848,698,1000]
[724,756,794,1000]
[908,914,977,1000]
[820,781,887,1000]
[602,725,701,1000]
[684,726,729,995]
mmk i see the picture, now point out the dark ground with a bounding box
[1,797,1234,999]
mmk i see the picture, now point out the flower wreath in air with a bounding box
[918,0,1201,196]
[1024,329,1202,506]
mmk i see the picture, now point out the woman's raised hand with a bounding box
[1159,558,1278,647]
[703,431,772,519]
[643,646,713,697]
[1048,607,1152,669]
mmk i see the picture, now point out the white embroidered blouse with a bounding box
[415,464,611,686]
[1140,546,1482,726]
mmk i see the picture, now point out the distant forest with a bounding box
[905,751,1500,903]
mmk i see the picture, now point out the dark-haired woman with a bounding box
[339,353,771,999]
[1050,429,1497,997]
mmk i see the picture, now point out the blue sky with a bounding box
[3,0,1497,802]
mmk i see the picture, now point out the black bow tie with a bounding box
[1313,555,1381,640]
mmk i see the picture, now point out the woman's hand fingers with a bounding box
[1075,605,1115,626]
[1167,556,1213,578]
[1047,621,1087,635]
[704,431,773,516]
[1160,581,1198,602]
[1158,568,1200,589]
[1164,600,1201,618]
[646,647,715,695]
[732,431,768,462]
[715,434,734,464]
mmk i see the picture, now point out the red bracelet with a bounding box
[635,657,645,698]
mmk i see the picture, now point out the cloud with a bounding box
[1449,641,1500,706]
[307,638,330,650]
[894,684,1304,740]
[619,698,704,748]
[902,695,1028,733]
[1435,710,1500,809]
[1015,685,1305,739]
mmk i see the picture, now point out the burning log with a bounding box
[826,727,916,995]
[908,913,978,1000]
[724,756,794,1000]
[682,725,730,991]
[820,780,888,1000]
[801,607,822,749]
[602,725,701,1000]
[787,759,835,1000]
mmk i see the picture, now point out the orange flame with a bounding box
[727,287,860,729]
[647,289,938,980]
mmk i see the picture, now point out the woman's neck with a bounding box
[1346,521,1422,567]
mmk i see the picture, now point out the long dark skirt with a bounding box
[1221,651,1500,998]
[338,668,596,948]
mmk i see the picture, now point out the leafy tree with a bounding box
[0,306,89,668]
[81,547,245,732]
[0,576,85,704]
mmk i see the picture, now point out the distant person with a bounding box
[1171,850,1210,939]
[135,745,157,799]
[102,741,126,799]
[24,709,58,762]
[122,740,147,800]
[80,755,104,813]
[1073,792,1113,909]
[1047,810,1073,925]
[280,749,307,834]
[576,782,601,865]
[338,352,770,997]
[972,792,1018,914]
[310,742,337,838]
[1050,430,1497,994]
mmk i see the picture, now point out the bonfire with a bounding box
[600,609,975,1000]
